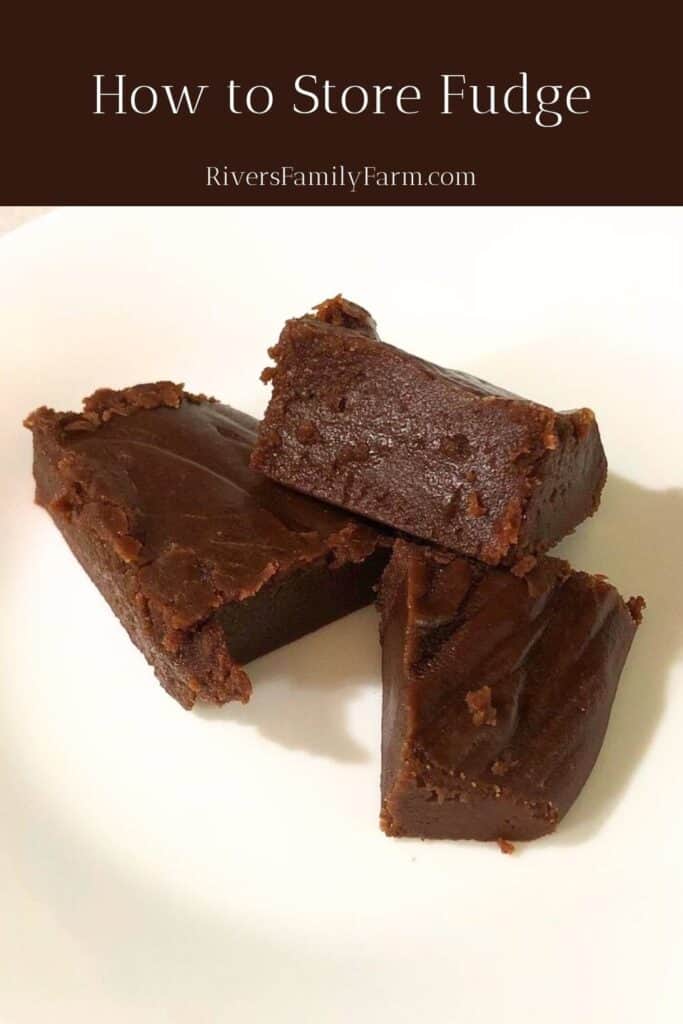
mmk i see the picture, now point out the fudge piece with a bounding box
[25,382,389,709]
[378,540,643,842]
[252,296,607,565]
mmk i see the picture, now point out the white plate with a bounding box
[1,207,681,1024]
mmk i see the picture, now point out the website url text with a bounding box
[206,164,476,192]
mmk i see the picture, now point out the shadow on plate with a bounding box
[544,473,683,844]
[194,605,381,764]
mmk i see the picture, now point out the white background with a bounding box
[1,207,681,1023]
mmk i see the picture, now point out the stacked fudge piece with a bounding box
[26,297,643,844]
[252,296,643,842]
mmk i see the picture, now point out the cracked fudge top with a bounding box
[378,539,644,840]
[25,382,384,651]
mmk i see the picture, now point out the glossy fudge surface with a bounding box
[378,540,643,842]
[253,296,607,565]
[26,382,388,709]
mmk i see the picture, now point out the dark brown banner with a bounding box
[2,9,680,204]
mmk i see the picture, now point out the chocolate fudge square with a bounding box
[378,540,643,842]
[25,382,389,709]
[252,296,607,565]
